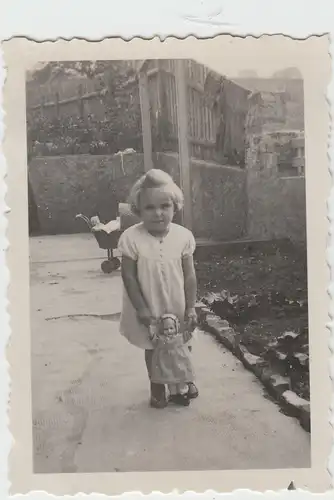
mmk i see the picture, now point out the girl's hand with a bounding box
[185,308,197,332]
[137,308,153,328]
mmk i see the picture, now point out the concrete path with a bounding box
[30,235,310,473]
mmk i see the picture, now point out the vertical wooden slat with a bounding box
[200,95,204,142]
[166,75,171,125]
[205,102,209,142]
[171,74,177,137]
[172,75,177,137]
[175,60,192,230]
[208,108,212,140]
[172,75,176,133]
[139,71,153,172]
[156,61,165,150]
[197,91,202,145]
[188,89,192,138]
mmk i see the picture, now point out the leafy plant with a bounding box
[27,61,143,157]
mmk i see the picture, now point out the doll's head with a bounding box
[160,314,180,338]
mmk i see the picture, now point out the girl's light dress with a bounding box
[117,222,196,350]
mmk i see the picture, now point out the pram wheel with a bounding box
[101,257,121,274]
[101,260,114,274]
[112,257,121,270]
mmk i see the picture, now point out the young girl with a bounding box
[117,168,198,408]
[149,314,194,407]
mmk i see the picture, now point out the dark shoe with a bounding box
[150,396,168,409]
[150,383,167,409]
[169,393,190,406]
[187,382,199,399]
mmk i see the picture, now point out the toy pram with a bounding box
[76,203,139,274]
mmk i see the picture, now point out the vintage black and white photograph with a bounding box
[25,55,313,474]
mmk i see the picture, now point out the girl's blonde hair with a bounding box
[129,169,184,216]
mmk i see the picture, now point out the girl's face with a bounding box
[162,317,177,337]
[139,187,175,235]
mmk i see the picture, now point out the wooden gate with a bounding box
[138,59,249,231]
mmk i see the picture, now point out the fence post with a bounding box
[156,60,168,150]
[175,60,192,230]
[139,71,153,172]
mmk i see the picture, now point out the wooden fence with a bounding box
[141,59,218,161]
[138,59,251,228]
[186,61,217,160]
[26,71,142,157]
[27,59,251,231]
[27,81,139,122]
[139,59,250,167]
[27,59,249,166]
[28,86,108,121]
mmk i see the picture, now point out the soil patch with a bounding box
[195,245,309,400]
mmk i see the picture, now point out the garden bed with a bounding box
[195,245,309,401]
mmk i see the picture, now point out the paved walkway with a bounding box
[30,235,310,473]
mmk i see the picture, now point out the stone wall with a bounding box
[190,160,247,240]
[29,153,145,234]
[244,91,306,244]
[153,153,248,240]
[29,152,248,240]
[233,78,304,131]
[246,134,306,243]
[29,142,306,242]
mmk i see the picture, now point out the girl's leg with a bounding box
[169,383,190,406]
[168,383,188,395]
[144,349,153,378]
[186,346,199,398]
[145,350,167,408]
[168,383,177,395]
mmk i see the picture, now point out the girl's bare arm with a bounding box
[182,255,198,330]
[182,255,197,311]
[121,256,151,326]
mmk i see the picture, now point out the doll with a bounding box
[149,314,194,406]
